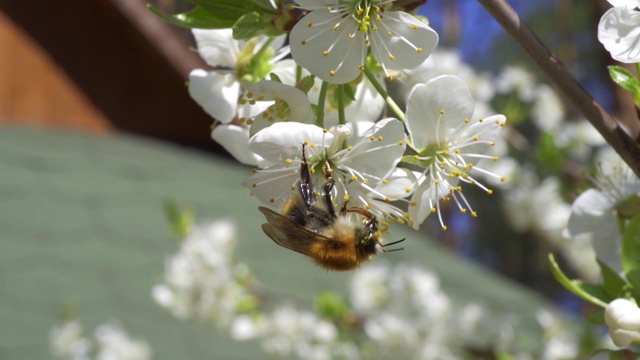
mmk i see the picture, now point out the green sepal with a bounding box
[548,253,608,308]
[147,4,233,29]
[608,65,640,106]
[401,155,424,167]
[296,75,316,94]
[598,259,628,299]
[622,213,640,276]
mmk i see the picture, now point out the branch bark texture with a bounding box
[477,0,640,178]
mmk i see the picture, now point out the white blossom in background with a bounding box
[399,49,496,119]
[565,148,640,274]
[289,0,438,83]
[537,310,579,360]
[94,323,151,360]
[49,320,92,360]
[605,298,640,347]
[598,0,640,63]
[404,75,507,230]
[242,118,409,220]
[49,320,150,360]
[152,220,255,327]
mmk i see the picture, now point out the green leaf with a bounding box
[608,65,640,93]
[164,199,195,239]
[315,291,349,319]
[147,4,234,29]
[548,254,608,308]
[622,213,640,276]
[608,65,640,106]
[598,259,628,299]
[233,12,267,40]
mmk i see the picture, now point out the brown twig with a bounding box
[477,0,640,178]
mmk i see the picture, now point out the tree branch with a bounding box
[477,0,640,178]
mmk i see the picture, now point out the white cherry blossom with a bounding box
[242,119,407,221]
[605,298,640,347]
[289,0,438,83]
[404,75,507,230]
[598,0,640,63]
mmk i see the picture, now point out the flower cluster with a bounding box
[151,218,583,359]
[49,320,150,360]
[151,220,257,326]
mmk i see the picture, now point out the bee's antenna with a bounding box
[381,238,405,252]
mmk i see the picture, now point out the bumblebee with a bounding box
[259,145,404,271]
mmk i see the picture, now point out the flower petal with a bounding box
[211,124,269,167]
[241,166,300,205]
[340,118,407,181]
[565,189,614,237]
[192,29,238,68]
[188,69,239,123]
[370,11,438,73]
[598,6,640,63]
[246,80,316,136]
[249,122,332,164]
[405,75,474,149]
[290,10,366,84]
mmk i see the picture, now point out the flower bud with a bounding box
[605,298,640,347]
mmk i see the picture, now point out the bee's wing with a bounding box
[258,206,332,255]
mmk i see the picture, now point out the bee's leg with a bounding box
[299,144,313,210]
[364,215,379,239]
[322,162,337,218]
[323,176,337,218]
